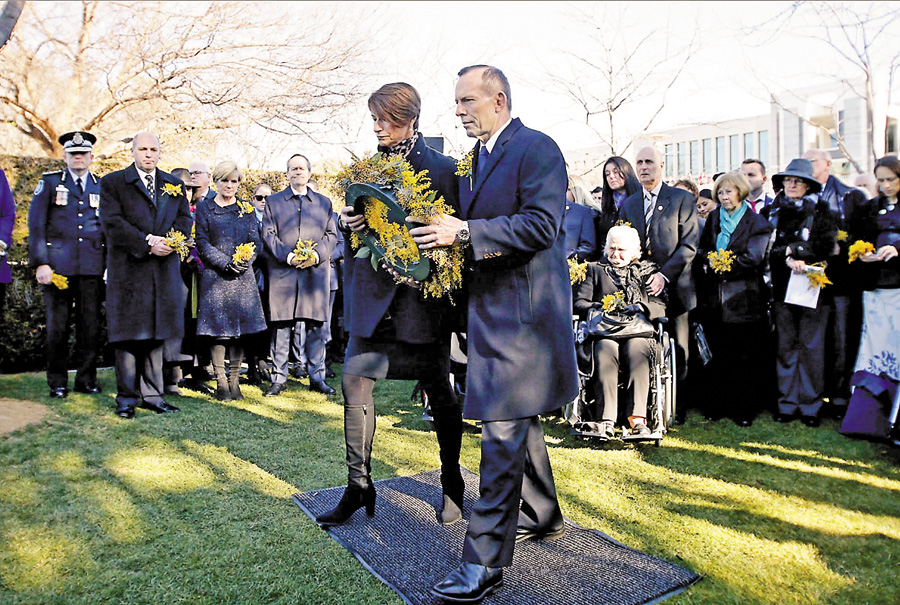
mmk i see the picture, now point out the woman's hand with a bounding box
[339,205,366,232]
[877,245,898,262]
[786,257,807,273]
[383,263,422,289]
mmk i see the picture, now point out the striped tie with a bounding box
[644,193,654,240]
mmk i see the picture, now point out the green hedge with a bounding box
[0,157,294,373]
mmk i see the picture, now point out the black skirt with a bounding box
[343,317,450,380]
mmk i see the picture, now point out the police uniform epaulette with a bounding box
[41,170,64,176]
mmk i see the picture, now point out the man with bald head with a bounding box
[802,148,868,415]
[100,132,193,419]
[620,146,699,419]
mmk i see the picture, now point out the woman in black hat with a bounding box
[762,158,838,426]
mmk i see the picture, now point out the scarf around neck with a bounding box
[379,132,419,159]
[603,260,657,305]
[716,201,749,252]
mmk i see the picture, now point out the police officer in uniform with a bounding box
[28,131,105,398]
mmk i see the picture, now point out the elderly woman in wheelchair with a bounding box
[573,225,666,441]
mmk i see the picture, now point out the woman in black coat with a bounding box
[317,82,464,528]
[573,225,665,440]
[696,172,774,426]
[853,155,900,381]
[762,159,838,426]
[195,161,267,401]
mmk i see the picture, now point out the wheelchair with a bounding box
[567,315,677,446]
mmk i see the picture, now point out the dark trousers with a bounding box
[704,319,770,421]
[774,301,830,416]
[462,416,563,568]
[826,294,861,403]
[114,340,165,407]
[272,319,327,383]
[589,338,653,422]
[43,276,102,389]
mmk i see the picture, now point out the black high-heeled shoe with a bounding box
[315,483,376,527]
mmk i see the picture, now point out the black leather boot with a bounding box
[315,483,376,527]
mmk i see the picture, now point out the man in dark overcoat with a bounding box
[412,65,578,604]
[261,153,337,396]
[28,131,105,398]
[620,146,699,416]
[100,131,192,419]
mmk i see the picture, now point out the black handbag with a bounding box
[577,307,655,343]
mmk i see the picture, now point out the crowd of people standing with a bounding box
[4,61,899,604]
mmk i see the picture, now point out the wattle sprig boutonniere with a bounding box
[455,150,474,190]
[237,200,255,217]
[161,182,183,197]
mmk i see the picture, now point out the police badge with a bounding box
[89,194,100,208]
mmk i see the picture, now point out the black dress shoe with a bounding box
[774,412,798,423]
[265,382,287,397]
[515,522,566,543]
[290,365,308,379]
[325,366,336,379]
[432,562,503,603]
[73,384,101,394]
[115,403,135,419]
[800,415,821,427]
[140,400,180,414]
[49,387,68,399]
[309,380,336,395]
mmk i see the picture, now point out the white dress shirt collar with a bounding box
[482,118,513,154]
[290,184,309,198]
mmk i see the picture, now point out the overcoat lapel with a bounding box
[725,209,753,251]
[463,119,521,219]
[649,185,672,244]
[152,177,171,234]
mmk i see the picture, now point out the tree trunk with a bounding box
[0,1,24,52]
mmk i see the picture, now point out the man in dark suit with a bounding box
[28,131,106,398]
[412,65,578,604]
[100,131,193,418]
[741,158,773,213]
[188,161,216,203]
[803,148,868,415]
[620,146,699,415]
[565,198,598,261]
[261,153,337,397]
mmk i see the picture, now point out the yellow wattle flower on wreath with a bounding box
[162,182,183,197]
[848,240,875,263]
[50,272,68,290]
[567,257,587,285]
[334,152,465,301]
[232,242,255,265]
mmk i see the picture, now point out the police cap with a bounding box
[59,131,97,154]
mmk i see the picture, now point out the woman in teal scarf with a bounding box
[696,172,774,426]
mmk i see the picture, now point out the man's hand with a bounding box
[146,234,164,247]
[295,251,319,270]
[787,258,807,273]
[36,264,52,285]
[340,206,366,232]
[877,245,898,262]
[409,214,464,249]
[149,241,174,256]
[646,272,666,296]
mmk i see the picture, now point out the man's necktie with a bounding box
[478,145,490,178]
[644,192,655,240]
[75,177,84,196]
[145,174,154,196]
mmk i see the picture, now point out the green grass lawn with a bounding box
[1,368,899,604]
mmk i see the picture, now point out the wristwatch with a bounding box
[456,221,471,247]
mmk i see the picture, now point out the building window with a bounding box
[758,131,769,165]
[716,137,726,172]
[703,139,713,174]
[677,142,688,177]
[730,135,740,170]
[665,144,675,179]
[690,140,700,175]
[744,132,754,159]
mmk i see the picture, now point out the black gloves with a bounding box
[224,261,249,277]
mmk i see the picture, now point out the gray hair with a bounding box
[605,224,642,262]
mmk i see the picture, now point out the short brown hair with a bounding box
[713,171,751,202]
[368,82,420,131]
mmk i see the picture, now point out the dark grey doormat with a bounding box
[292,468,700,605]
